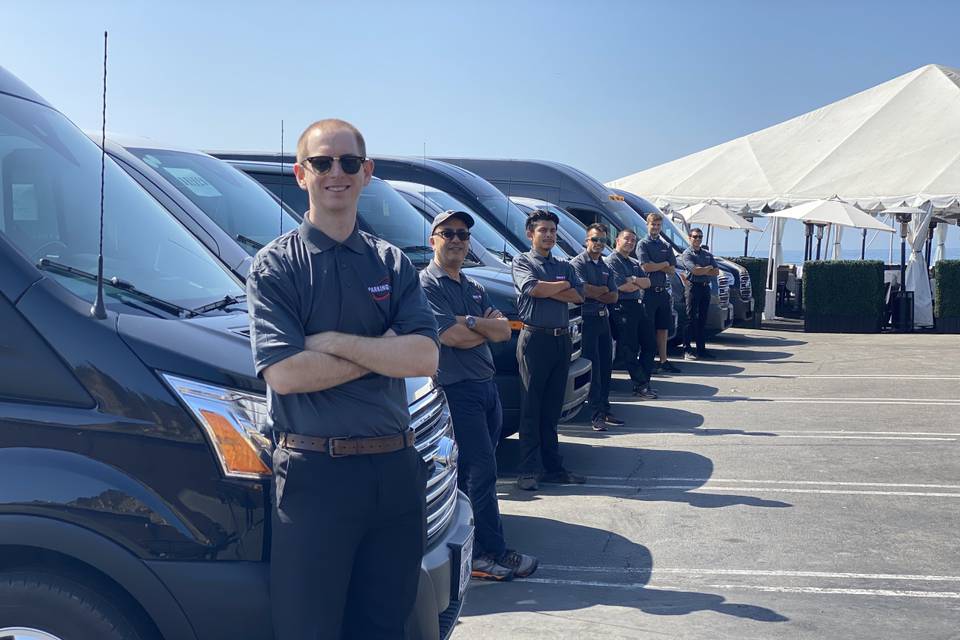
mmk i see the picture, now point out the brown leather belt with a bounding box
[521,324,569,336]
[278,430,415,457]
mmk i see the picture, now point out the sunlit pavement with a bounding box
[453,327,960,639]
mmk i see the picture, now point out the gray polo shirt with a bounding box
[512,250,583,329]
[638,235,676,288]
[419,261,496,386]
[569,252,617,317]
[246,219,439,438]
[681,247,719,284]
[604,252,647,301]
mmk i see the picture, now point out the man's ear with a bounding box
[293,163,308,190]
[361,158,375,187]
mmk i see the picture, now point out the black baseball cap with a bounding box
[432,210,475,231]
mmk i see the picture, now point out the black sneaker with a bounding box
[603,413,625,426]
[633,384,659,400]
[540,469,587,484]
[471,554,516,581]
[591,416,608,432]
[684,351,700,360]
[660,360,681,373]
[516,474,539,491]
[499,549,539,578]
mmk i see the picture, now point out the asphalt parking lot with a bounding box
[454,326,960,639]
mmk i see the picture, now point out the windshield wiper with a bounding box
[191,294,247,315]
[236,234,265,251]
[37,258,197,318]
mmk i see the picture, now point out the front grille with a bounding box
[739,273,752,302]
[568,304,583,361]
[718,273,731,306]
[410,382,458,544]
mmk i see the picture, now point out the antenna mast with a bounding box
[279,119,284,236]
[91,30,108,320]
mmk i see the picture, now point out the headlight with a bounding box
[161,373,272,479]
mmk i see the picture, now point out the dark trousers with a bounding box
[611,300,656,385]
[581,314,612,418]
[685,282,712,355]
[270,444,427,640]
[517,329,571,474]
[443,379,506,559]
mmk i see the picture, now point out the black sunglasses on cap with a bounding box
[433,229,471,241]
[302,154,366,175]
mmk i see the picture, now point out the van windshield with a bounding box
[357,179,436,267]
[0,94,242,314]
[128,148,298,255]
[477,195,567,261]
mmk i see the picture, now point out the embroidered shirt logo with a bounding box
[368,278,391,301]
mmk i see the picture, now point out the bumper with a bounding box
[409,491,475,640]
[705,296,729,335]
[560,356,592,422]
[731,293,754,324]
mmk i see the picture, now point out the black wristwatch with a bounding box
[465,315,478,329]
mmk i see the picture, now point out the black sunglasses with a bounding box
[587,237,608,244]
[433,229,471,241]
[690,234,703,239]
[302,155,366,175]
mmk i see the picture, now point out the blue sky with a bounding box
[3,0,958,257]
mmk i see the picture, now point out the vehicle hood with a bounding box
[716,257,744,276]
[117,310,433,405]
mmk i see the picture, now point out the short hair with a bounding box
[525,209,559,231]
[586,223,606,235]
[617,228,638,240]
[296,119,367,163]
[689,227,704,236]
[646,211,663,223]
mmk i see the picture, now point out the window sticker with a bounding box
[12,183,39,220]
[162,167,222,198]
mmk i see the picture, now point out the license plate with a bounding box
[457,532,474,599]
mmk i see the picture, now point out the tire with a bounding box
[0,571,144,640]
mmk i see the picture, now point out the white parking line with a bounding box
[613,396,960,406]
[580,484,960,497]
[520,578,960,599]
[561,428,957,441]
[540,565,960,582]
[587,477,960,490]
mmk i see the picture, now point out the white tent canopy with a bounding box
[675,202,762,231]
[766,200,896,232]
[608,64,960,213]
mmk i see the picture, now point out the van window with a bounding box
[0,93,243,314]
[129,149,298,255]
[256,173,309,218]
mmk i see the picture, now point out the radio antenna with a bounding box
[279,119,284,236]
[91,30,108,320]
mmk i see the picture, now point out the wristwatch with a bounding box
[465,315,477,329]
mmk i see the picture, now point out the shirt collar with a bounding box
[424,259,460,283]
[528,249,553,264]
[299,218,367,254]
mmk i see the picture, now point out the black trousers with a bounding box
[517,329,571,474]
[685,282,712,355]
[270,443,427,640]
[581,314,612,418]
[611,300,656,385]
[443,379,506,559]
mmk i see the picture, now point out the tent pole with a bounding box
[743,230,749,257]
[861,228,867,259]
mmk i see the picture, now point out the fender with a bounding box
[0,513,197,640]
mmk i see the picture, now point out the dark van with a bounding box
[0,67,471,640]
[203,156,591,432]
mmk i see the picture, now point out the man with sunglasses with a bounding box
[246,119,440,640]
[512,209,586,491]
[606,229,659,400]
[570,223,622,431]
[639,211,681,374]
[420,210,539,582]
[681,227,721,360]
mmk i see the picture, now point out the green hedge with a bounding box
[934,260,960,319]
[725,256,768,313]
[803,260,884,333]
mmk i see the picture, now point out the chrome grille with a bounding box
[718,273,731,306]
[410,382,458,543]
[739,273,752,302]
[568,304,583,361]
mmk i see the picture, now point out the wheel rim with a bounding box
[0,629,64,640]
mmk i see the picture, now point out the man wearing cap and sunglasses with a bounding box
[570,223,622,431]
[681,227,721,360]
[246,118,440,640]
[420,210,539,582]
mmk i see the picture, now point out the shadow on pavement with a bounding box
[462,515,788,623]
[569,402,776,438]
[713,333,807,348]
[496,441,791,509]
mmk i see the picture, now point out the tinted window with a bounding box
[130,149,298,255]
[356,179,434,266]
[0,94,242,313]
[418,189,523,263]
[478,195,567,261]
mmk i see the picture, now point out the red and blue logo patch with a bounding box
[368,277,391,301]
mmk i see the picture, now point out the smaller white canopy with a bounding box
[767,200,895,232]
[675,202,762,231]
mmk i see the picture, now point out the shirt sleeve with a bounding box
[565,261,585,297]
[638,240,653,265]
[418,272,457,336]
[246,256,305,377]
[667,246,677,266]
[681,250,697,273]
[570,255,589,287]
[512,254,538,296]
[710,254,719,268]
[605,257,625,287]
[606,267,618,292]
[390,251,440,345]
